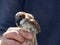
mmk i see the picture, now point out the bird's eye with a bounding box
[29,27,32,31]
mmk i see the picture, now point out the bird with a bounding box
[15,12,41,45]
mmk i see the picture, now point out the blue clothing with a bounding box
[0,0,60,45]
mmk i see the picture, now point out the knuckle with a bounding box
[2,32,7,37]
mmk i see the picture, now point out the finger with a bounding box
[1,39,21,45]
[3,28,25,43]
[19,30,33,40]
[21,40,32,45]
[6,27,21,31]
[7,27,33,40]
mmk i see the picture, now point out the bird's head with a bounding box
[15,12,41,34]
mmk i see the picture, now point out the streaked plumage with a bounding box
[15,12,41,45]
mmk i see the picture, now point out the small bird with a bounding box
[15,12,41,45]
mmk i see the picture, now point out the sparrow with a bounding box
[15,12,41,45]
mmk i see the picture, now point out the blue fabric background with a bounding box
[0,0,60,45]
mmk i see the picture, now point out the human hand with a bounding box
[0,27,33,45]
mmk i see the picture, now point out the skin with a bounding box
[0,27,33,45]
